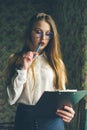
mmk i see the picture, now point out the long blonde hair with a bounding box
[23,12,68,89]
[6,12,67,90]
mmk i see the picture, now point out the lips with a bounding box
[40,42,44,46]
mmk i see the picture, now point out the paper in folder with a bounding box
[34,90,87,117]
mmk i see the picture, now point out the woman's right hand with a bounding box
[22,51,38,70]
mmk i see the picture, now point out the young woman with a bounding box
[6,12,75,130]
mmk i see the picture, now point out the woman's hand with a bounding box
[56,106,75,123]
[22,51,38,69]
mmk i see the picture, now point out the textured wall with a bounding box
[0,0,87,129]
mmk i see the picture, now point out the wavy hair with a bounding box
[6,12,67,90]
[23,12,68,89]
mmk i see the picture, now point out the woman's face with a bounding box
[31,20,52,52]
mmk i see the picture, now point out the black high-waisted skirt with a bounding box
[15,103,65,130]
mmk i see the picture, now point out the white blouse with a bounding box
[7,54,65,105]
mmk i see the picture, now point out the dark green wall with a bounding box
[0,0,87,130]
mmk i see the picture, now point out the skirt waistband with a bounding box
[18,103,35,110]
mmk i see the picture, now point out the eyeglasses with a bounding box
[32,29,53,39]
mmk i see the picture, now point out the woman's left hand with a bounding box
[56,106,75,123]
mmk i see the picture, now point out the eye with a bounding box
[46,32,53,38]
[34,29,42,34]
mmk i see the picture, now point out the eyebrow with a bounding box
[33,28,51,32]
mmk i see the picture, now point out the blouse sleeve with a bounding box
[7,69,27,105]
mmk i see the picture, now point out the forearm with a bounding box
[7,69,27,105]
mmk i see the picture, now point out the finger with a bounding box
[23,53,33,60]
[64,106,75,115]
[57,111,73,123]
[23,51,33,58]
[33,53,39,58]
[57,110,74,118]
[56,109,74,119]
[23,56,31,61]
[62,117,71,123]
[23,52,38,59]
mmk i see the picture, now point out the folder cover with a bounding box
[33,90,87,117]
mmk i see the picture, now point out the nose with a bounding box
[41,33,46,40]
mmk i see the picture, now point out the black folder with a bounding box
[33,90,87,117]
